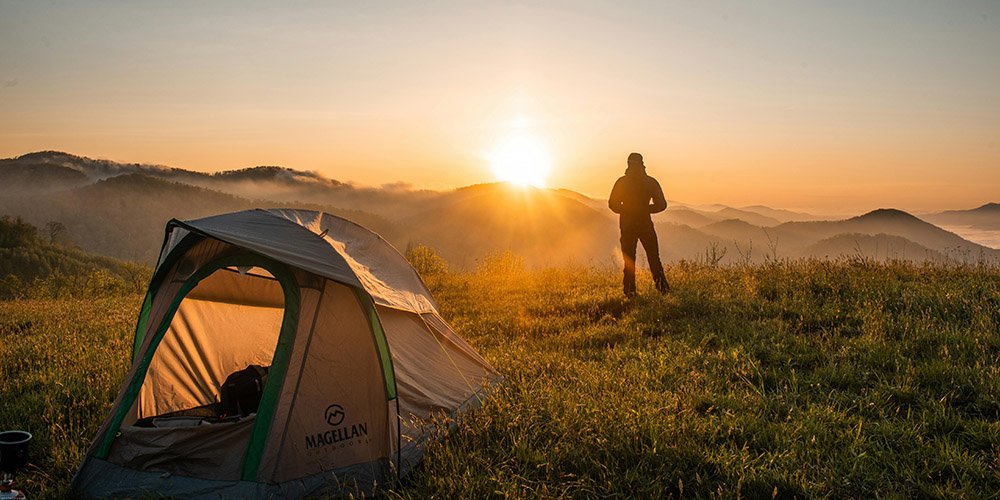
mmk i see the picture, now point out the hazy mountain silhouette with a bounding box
[1,151,997,267]
[0,157,91,193]
[923,203,1000,231]
[0,174,254,261]
[10,151,195,181]
[657,207,719,227]
[774,209,999,261]
[653,223,728,261]
[398,183,618,268]
[0,172,397,262]
[654,205,812,228]
[713,207,781,227]
[739,205,825,223]
[1,151,436,219]
[801,233,947,262]
[8,151,340,187]
[550,189,818,229]
[700,219,775,243]
[658,209,999,263]
[551,188,611,213]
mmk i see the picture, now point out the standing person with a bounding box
[608,152,670,297]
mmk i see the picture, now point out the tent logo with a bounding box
[306,404,369,450]
[325,404,345,426]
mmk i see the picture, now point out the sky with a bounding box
[1,0,998,213]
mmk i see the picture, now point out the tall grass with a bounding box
[1,260,997,497]
[404,260,999,498]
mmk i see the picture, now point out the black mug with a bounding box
[0,430,32,472]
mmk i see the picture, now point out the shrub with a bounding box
[405,243,449,276]
[0,274,25,300]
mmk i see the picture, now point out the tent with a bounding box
[71,209,499,497]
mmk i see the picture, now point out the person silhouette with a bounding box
[608,152,670,297]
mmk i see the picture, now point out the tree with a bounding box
[45,221,67,245]
[0,216,38,248]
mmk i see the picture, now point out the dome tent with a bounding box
[71,209,499,497]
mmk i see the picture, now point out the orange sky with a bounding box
[1,2,998,213]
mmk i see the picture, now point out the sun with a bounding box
[487,132,552,188]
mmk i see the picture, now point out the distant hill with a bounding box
[1,151,997,267]
[700,219,775,243]
[713,207,781,227]
[923,203,1000,230]
[739,205,824,223]
[654,223,728,262]
[655,205,796,228]
[0,172,398,263]
[775,209,1000,262]
[552,188,609,213]
[0,158,90,193]
[398,183,618,268]
[8,151,193,182]
[802,233,947,262]
[0,174,253,261]
[658,207,718,228]
[652,208,999,265]
[699,219,808,257]
[1,151,435,219]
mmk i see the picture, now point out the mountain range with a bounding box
[1,151,997,268]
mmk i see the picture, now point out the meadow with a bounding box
[1,258,998,498]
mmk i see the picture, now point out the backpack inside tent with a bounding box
[71,209,500,497]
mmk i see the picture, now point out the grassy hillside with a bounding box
[1,260,997,497]
[0,216,148,299]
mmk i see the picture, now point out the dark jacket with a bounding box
[608,168,667,226]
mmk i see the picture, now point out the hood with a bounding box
[624,165,646,177]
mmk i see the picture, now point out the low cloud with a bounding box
[381,181,414,192]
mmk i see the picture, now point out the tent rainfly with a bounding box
[71,209,499,497]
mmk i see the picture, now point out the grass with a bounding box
[0,297,137,496]
[1,260,998,497]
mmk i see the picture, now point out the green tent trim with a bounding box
[354,290,398,401]
[129,229,202,361]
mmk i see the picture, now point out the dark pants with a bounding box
[620,218,669,296]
